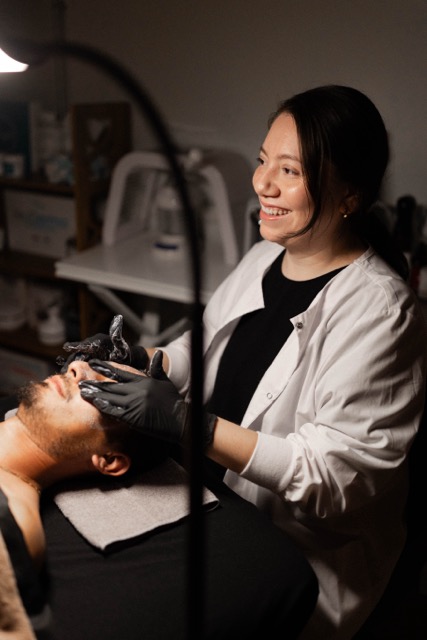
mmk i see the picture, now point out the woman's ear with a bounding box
[91,452,131,477]
[341,190,360,216]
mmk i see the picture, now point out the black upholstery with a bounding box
[41,465,318,639]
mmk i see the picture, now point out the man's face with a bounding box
[16,360,136,461]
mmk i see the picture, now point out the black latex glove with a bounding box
[79,351,217,446]
[79,350,186,442]
[57,314,149,372]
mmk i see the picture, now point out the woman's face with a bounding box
[252,112,312,247]
[252,112,345,251]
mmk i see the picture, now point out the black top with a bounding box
[208,250,343,424]
[0,488,45,616]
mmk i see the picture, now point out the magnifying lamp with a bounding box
[0,47,28,72]
[0,34,207,638]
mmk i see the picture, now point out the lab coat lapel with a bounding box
[241,300,321,428]
[207,242,283,334]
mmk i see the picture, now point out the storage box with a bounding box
[4,189,76,258]
[0,347,53,396]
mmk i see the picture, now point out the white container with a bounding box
[0,276,27,331]
[153,183,186,254]
[37,111,64,164]
[37,305,66,346]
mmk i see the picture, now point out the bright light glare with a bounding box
[0,48,28,72]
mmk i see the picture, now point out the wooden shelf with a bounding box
[0,102,131,387]
[0,175,110,198]
[0,176,74,195]
[0,250,56,279]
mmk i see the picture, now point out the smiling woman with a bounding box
[70,85,427,639]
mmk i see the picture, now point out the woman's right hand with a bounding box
[79,350,187,442]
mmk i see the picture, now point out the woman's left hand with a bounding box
[79,351,187,443]
[58,314,149,372]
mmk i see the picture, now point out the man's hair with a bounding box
[101,417,171,474]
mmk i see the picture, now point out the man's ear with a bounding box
[91,452,131,477]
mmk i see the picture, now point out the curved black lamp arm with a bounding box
[5,38,206,638]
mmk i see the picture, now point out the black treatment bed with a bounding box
[0,397,318,639]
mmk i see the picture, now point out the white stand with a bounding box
[56,149,253,344]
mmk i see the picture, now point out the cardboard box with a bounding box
[0,347,53,396]
[4,189,76,258]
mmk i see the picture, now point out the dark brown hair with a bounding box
[269,85,408,279]
[102,417,171,474]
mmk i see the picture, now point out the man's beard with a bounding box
[16,379,94,461]
[17,379,47,409]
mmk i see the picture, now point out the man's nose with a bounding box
[67,360,92,382]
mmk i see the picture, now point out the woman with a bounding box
[76,85,427,639]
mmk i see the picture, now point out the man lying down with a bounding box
[0,316,318,640]
[0,324,168,639]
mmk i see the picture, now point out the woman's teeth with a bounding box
[261,205,289,216]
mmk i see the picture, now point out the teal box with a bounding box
[4,189,76,259]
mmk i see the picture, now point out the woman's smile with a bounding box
[259,203,291,218]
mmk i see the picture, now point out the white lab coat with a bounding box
[163,240,427,639]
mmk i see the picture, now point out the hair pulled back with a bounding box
[270,85,408,278]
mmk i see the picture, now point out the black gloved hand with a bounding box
[57,314,149,372]
[79,350,186,442]
[79,351,217,447]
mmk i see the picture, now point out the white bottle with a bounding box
[37,305,66,346]
[153,182,186,255]
[38,111,64,164]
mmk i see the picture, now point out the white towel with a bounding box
[53,458,219,550]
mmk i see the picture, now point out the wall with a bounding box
[2,0,427,205]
